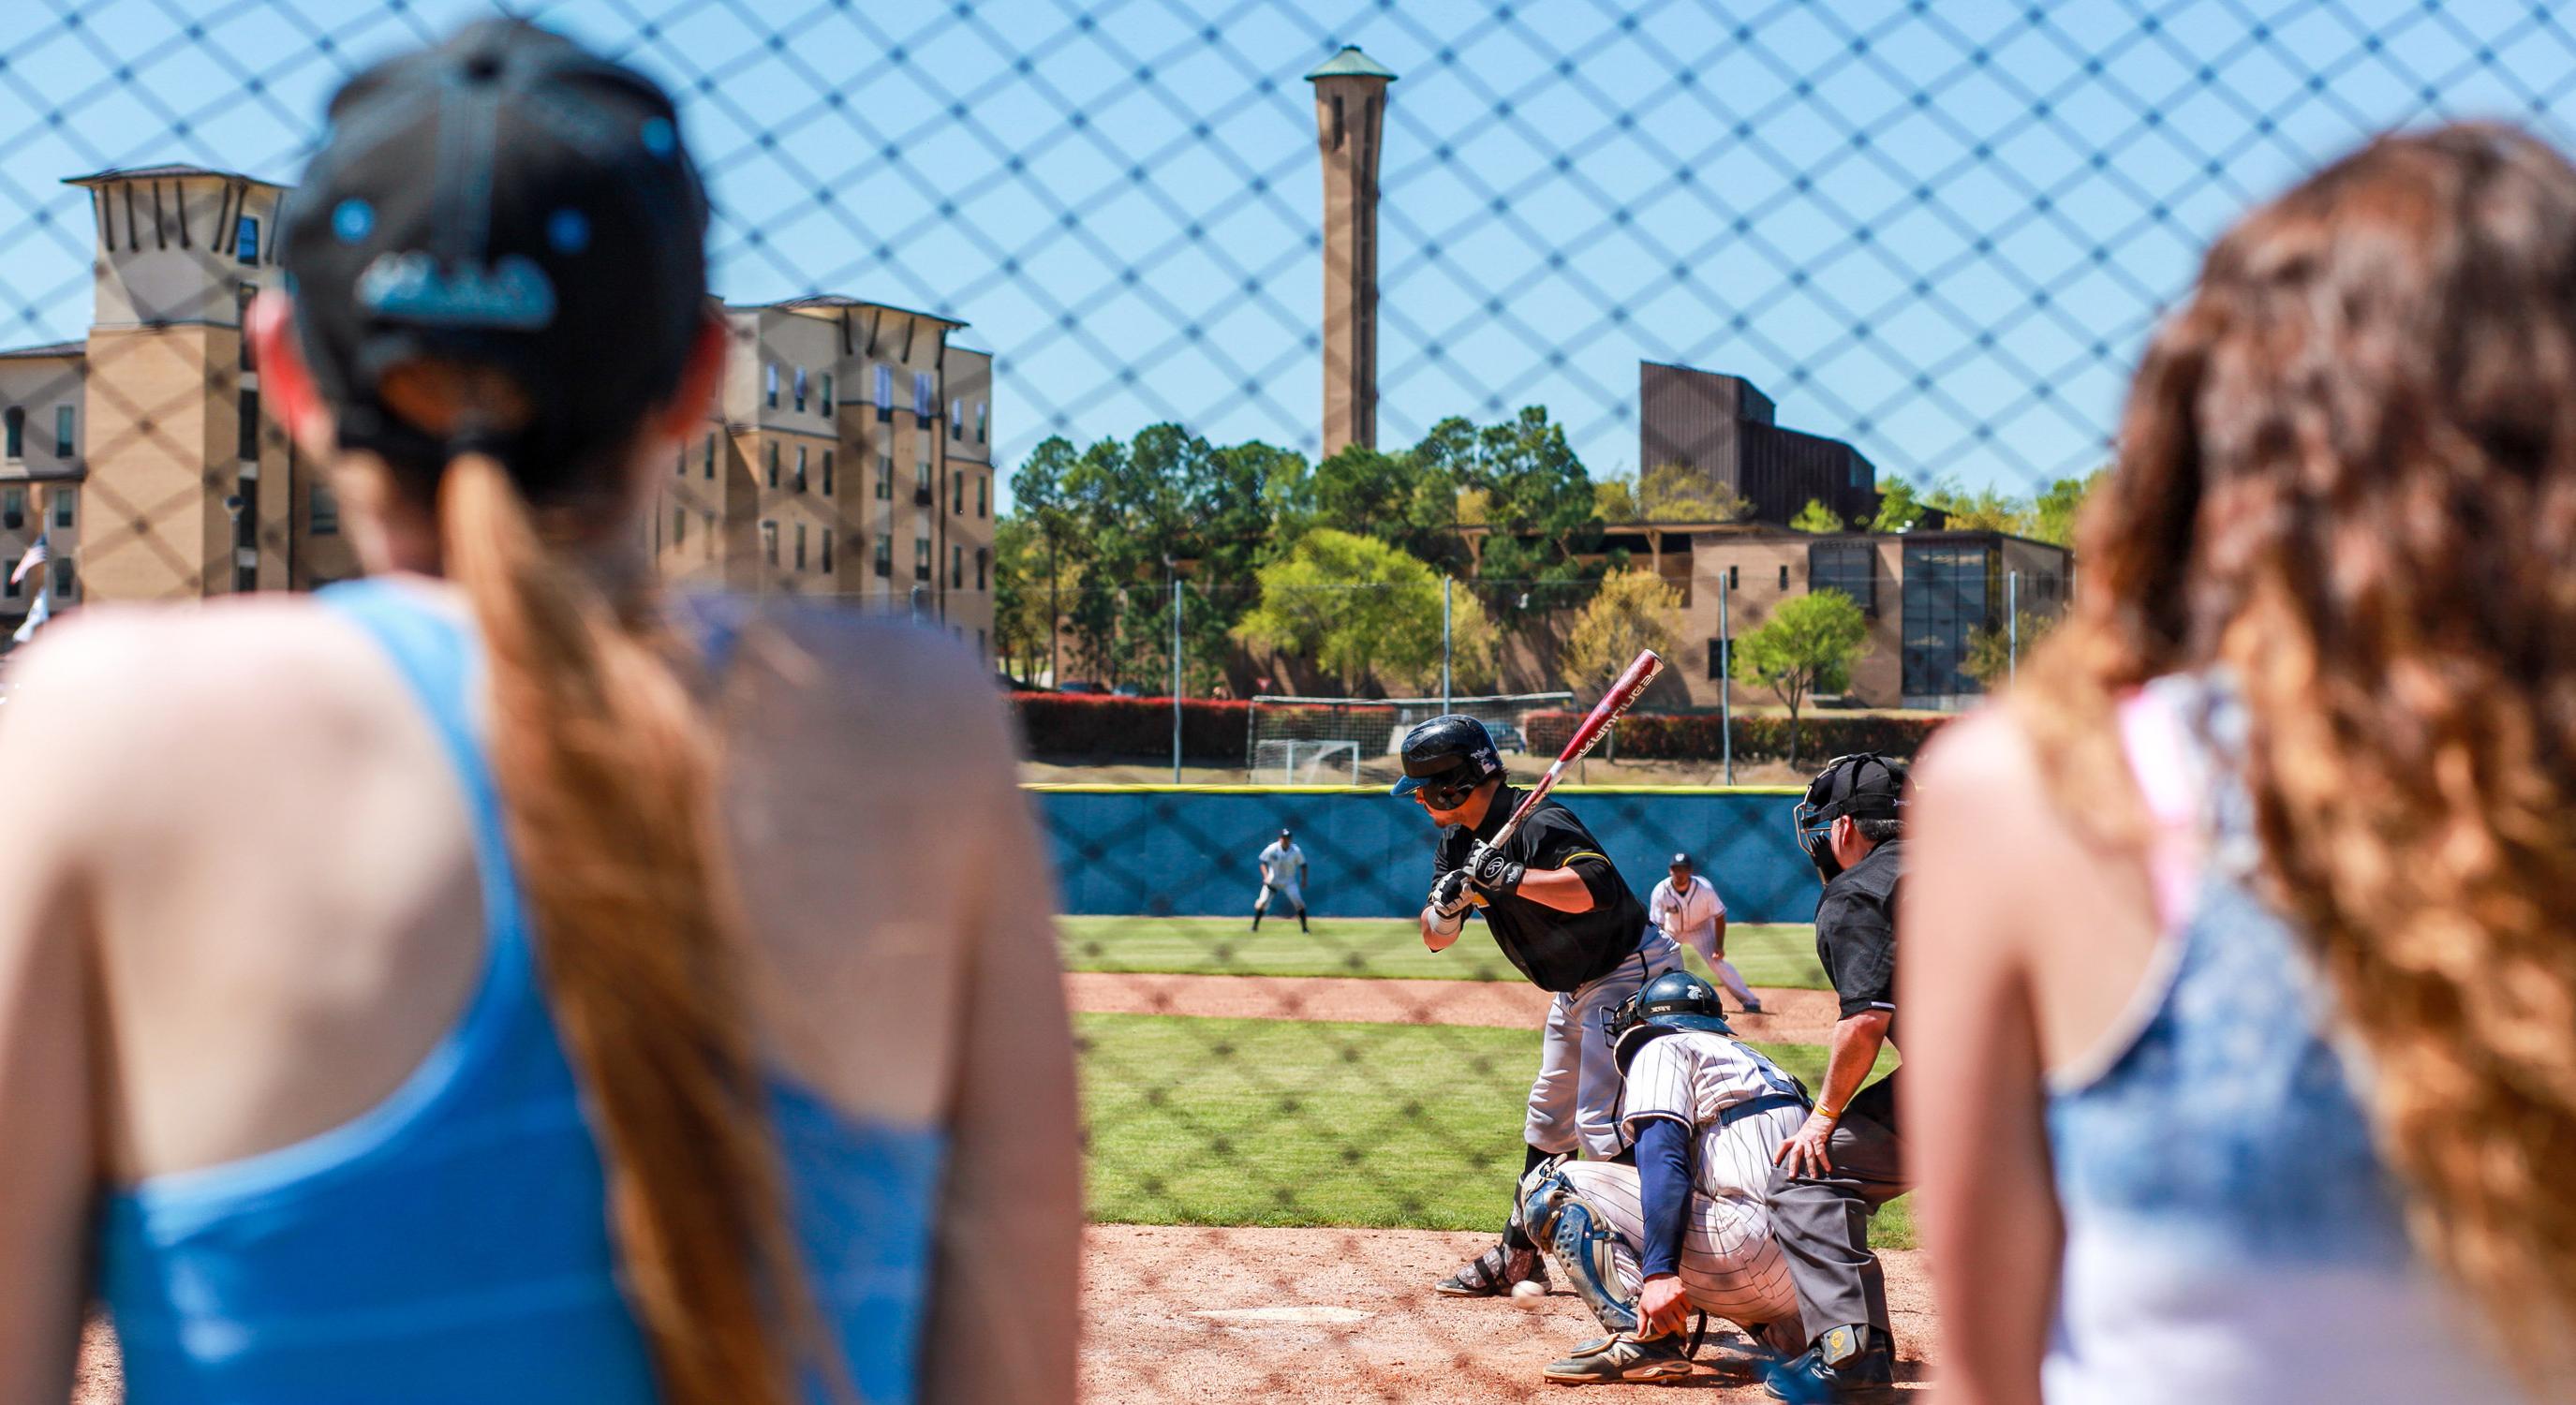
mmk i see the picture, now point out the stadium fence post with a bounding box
[1441,575,1452,712]
[2008,569,2020,688]
[1170,571,1182,783]
[1720,570,1734,786]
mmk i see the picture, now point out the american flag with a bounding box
[9,535,46,586]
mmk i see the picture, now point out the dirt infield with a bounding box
[1068,971,1842,1043]
[68,1228,1932,1402]
[1083,1224,1932,1401]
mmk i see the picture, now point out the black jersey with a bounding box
[1814,836,1902,1048]
[1434,786,1650,993]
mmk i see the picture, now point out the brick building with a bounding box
[0,164,997,660]
[1637,362,1881,527]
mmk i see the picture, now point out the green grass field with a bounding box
[1079,1012,1911,1249]
[1060,915,1831,990]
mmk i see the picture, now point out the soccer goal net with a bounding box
[1244,693,1576,785]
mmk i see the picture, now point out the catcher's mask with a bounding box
[1792,751,1908,881]
[1391,714,1503,811]
[1605,969,1734,1073]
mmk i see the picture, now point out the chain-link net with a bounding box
[16,1,2575,1398]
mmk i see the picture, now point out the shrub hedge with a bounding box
[1522,709,1947,763]
[1013,692,1253,762]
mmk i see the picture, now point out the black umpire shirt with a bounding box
[1434,786,1649,993]
[1814,836,1902,1050]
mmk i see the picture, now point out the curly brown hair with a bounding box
[2021,123,2576,1364]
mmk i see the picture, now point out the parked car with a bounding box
[1056,680,1107,695]
[1488,722,1527,753]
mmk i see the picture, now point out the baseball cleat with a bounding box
[1433,1241,1547,1296]
[1741,1000,1767,1015]
[1762,1330,1896,1403]
[1542,1331,1694,1384]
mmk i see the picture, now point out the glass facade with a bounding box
[1902,540,1995,702]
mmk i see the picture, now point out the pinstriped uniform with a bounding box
[1554,1030,1806,1327]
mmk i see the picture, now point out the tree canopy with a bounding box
[1732,589,1871,765]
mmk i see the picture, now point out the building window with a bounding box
[235,214,259,265]
[793,366,808,413]
[1778,563,1789,589]
[951,543,963,588]
[761,520,778,565]
[1902,540,1998,702]
[977,473,988,518]
[52,487,74,529]
[795,445,808,493]
[53,406,74,458]
[914,536,930,581]
[1808,540,1875,615]
[912,371,935,419]
[765,362,778,408]
[3,568,15,599]
[1727,564,1740,590]
[821,450,835,495]
[874,533,892,577]
[703,510,715,558]
[311,481,339,535]
[766,442,779,488]
[238,390,260,461]
[952,469,964,514]
[975,401,987,442]
[821,529,834,574]
[795,522,807,570]
[975,545,988,591]
[916,452,933,501]
[2,487,21,529]
[676,444,687,477]
[1708,638,1729,680]
[950,398,963,440]
[821,373,835,416]
[51,558,75,599]
[876,449,893,500]
[4,407,21,460]
[874,363,894,422]
[674,506,686,550]
[703,432,716,479]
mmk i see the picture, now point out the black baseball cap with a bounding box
[278,20,709,495]
[1669,852,1692,867]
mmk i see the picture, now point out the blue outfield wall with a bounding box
[1032,785,1823,925]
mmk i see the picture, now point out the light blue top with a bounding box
[96,578,945,1404]
[2040,673,2523,1404]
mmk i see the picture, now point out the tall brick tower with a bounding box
[1307,45,1395,458]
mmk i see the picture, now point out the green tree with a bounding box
[1964,609,2058,688]
[1561,568,1685,705]
[991,514,1052,684]
[1639,463,1751,523]
[1006,435,1085,685]
[1592,473,1640,523]
[1233,529,1452,694]
[1870,477,1930,533]
[1789,498,1845,534]
[1925,478,2033,535]
[1733,589,1870,766]
[2029,468,2107,547]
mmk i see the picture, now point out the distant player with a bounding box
[1520,970,1809,1383]
[1252,826,1309,933]
[1398,714,1680,1297]
[1649,853,1763,1015]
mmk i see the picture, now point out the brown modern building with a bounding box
[1638,362,1881,527]
[1583,520,2071,711]
[1309,45,1396,458]
[0,164,997,662]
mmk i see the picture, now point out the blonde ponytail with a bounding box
[438,452,818,1405]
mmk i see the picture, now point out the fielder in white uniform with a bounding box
[1648,853,1763,1014]
[1519,969,1811,1384]
[1251,827,1307,933]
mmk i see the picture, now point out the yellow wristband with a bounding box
[1815,1104,1843,1122]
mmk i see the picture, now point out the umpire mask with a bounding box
[1792,752,1908,882]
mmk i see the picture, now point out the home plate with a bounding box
[1192,1306,1370,1325]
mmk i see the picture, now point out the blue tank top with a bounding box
[96,579,947,1404]
[2041,673,2524,1403]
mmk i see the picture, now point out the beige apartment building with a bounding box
[0,163,997,663]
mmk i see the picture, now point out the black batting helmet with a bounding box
[1391,715,1503,810]
[1604,969,1734,1072]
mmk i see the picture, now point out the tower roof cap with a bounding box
[1305,46,1397,81]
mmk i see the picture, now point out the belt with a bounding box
[1716,1091,1807,1130]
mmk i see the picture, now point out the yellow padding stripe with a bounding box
[1021,783,1805,795]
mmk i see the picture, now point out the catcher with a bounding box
[1518,970,1811,1383]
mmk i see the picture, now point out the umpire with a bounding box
[1764,753,1908,1403]
[1394,715,1680,1297]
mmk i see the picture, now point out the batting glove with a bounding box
[1429,869,1474,917]
[1463,841,1526,899]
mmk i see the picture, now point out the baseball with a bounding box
[1510,1279,1547,1300]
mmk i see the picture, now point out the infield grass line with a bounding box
[1079,1011,1911,1249]
[1059,916,1832,991]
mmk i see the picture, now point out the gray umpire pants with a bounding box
[1765,1071,1906,1344]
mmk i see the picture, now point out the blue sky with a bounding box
[2,0,2570,509]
